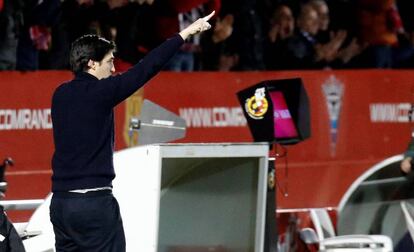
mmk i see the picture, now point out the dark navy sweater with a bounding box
[51,34,184,192]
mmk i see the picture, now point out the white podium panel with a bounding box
[113,143,269,252]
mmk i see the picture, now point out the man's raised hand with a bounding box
[179,11,216,40]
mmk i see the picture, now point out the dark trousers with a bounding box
[50,191,125,252]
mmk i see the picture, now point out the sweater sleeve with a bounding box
[99,34,184,106]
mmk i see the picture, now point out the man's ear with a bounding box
[87,59,96,70]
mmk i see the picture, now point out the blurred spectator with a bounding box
[152,0,220,72]
[276,3,323,69]
[223,0,266,70]
[0,0,24,70]
[309,0,330,43]
[41,0,110,70]
[268,4,295,46]
[310,0,364,68]
[200,13,235,70]
[15,0,60,71]
[264,4,295,70]
[105,0,156,72]
[356,0,414,68]
[395,0,414,68]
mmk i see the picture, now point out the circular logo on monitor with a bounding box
[245,95,268,119]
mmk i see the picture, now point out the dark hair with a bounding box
[70,34,116,73]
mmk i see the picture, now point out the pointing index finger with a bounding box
[202,11,215,22]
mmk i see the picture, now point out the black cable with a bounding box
[274,143,289,197]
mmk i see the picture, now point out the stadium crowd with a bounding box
[0,0,413,72]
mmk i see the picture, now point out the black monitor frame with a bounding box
[237,78,310,145]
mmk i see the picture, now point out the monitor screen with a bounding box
[237,78,310,144]
[269,91,299,139]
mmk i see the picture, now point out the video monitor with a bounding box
[237,78,310,145]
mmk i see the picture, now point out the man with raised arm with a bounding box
[49,11,215,251]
